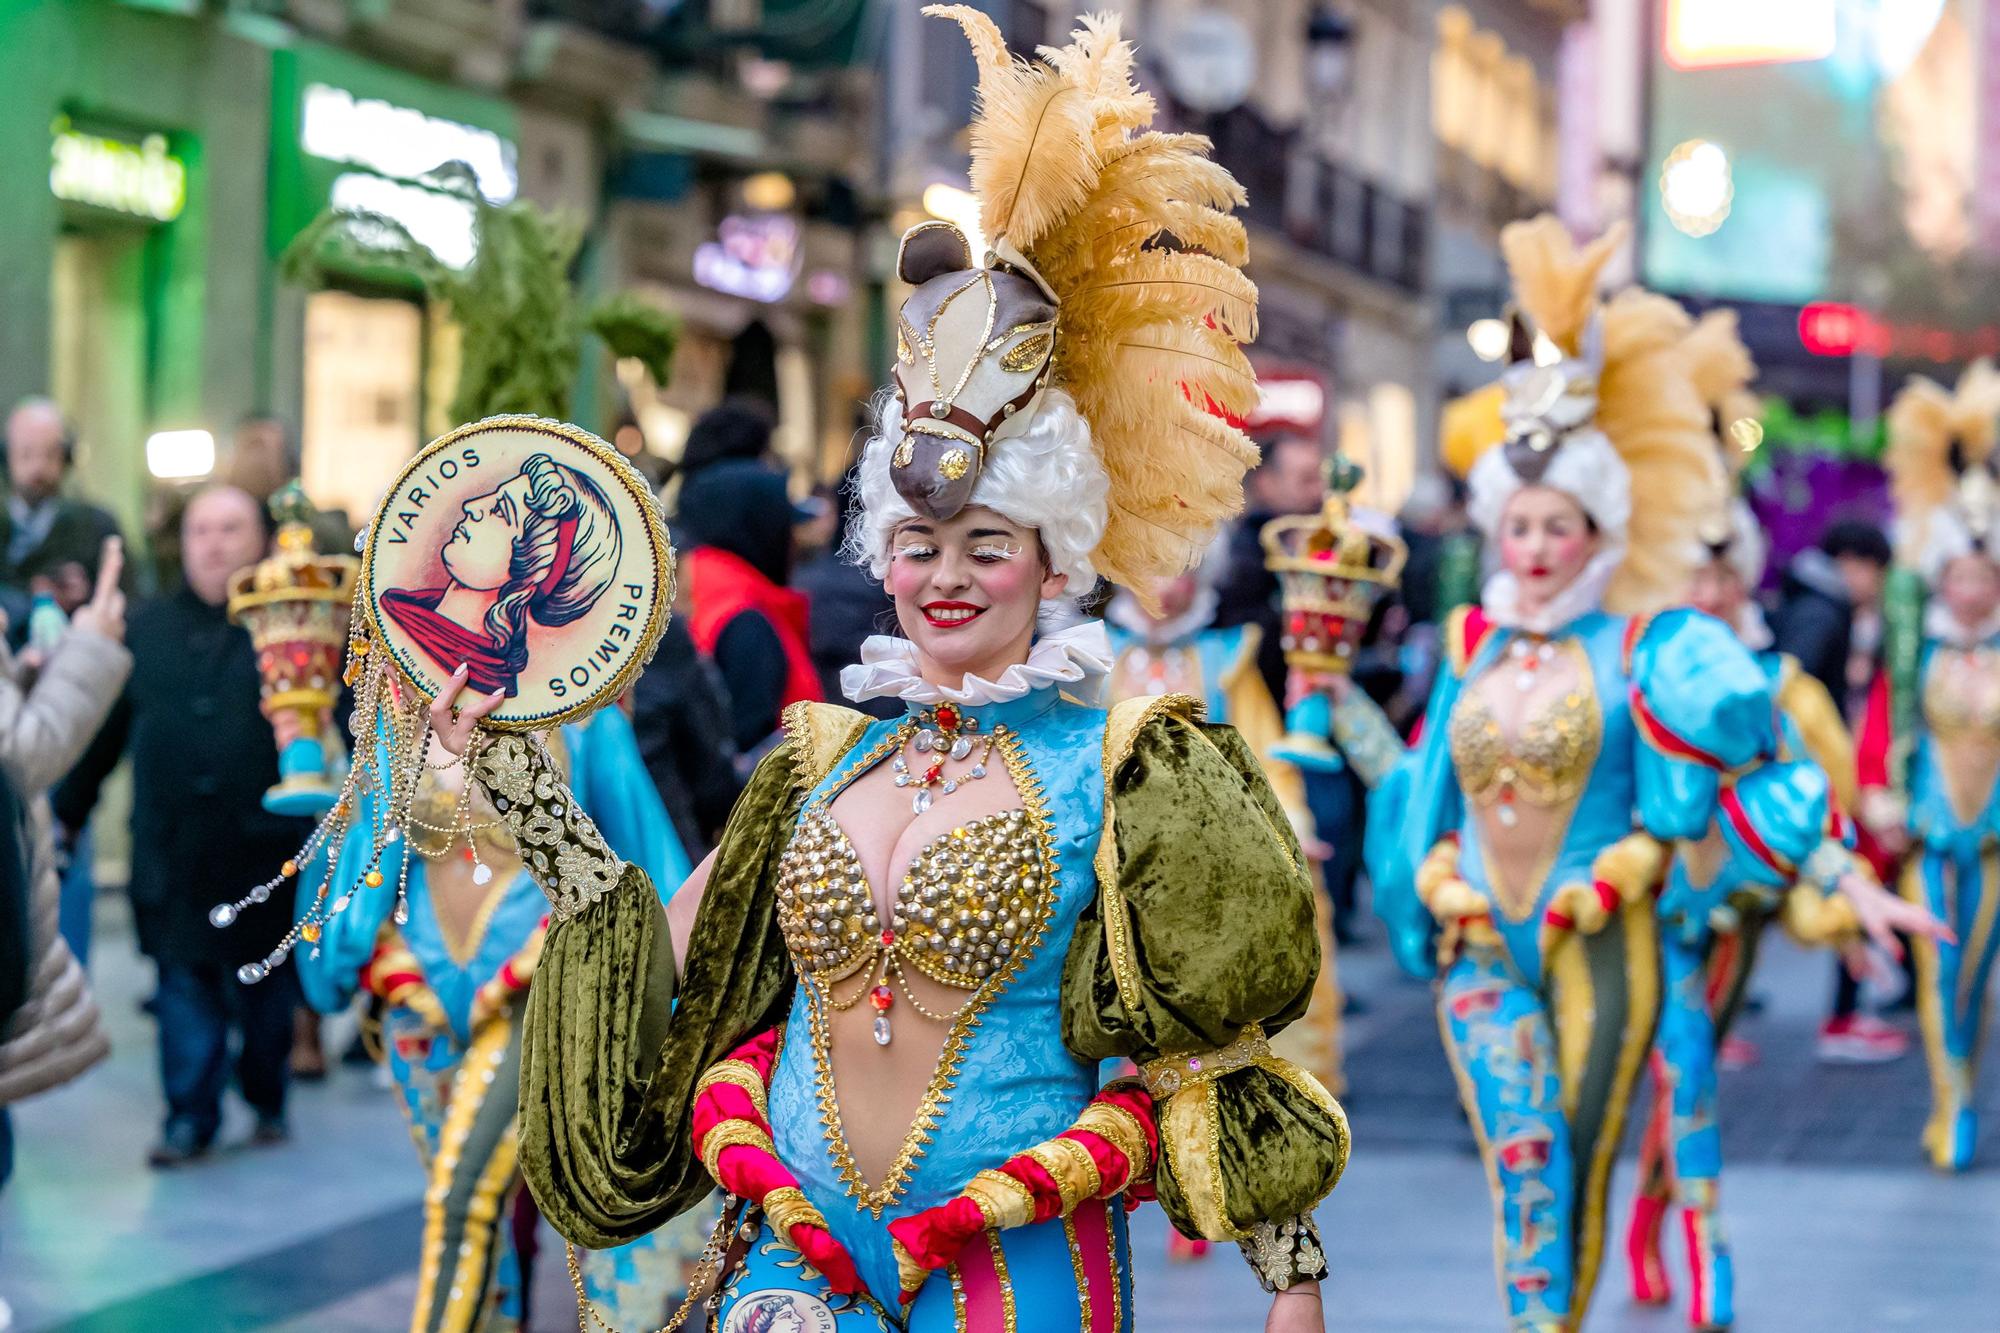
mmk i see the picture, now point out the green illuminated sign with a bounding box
[49,119,186,222]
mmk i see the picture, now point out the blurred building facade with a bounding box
[0,0,885,539]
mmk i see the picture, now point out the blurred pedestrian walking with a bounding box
[675,457,820,765]
[63,486,312,1166]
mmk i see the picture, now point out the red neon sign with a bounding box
[1797,302,2000,364]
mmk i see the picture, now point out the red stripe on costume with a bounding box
[1856,670,1893,791]
[953,1233,1009,1333]
[1073,1198,1119,1333]
[997,1156,1065,1225]
[1630,688,1727,768]
[1719,788,1791,878]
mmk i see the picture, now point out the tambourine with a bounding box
[359,416,674,730]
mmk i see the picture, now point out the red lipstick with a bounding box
[921,600,986,629]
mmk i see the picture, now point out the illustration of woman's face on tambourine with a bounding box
[365,419,670,730]
[379,453,623,697]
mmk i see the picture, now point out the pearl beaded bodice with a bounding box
[774,807,1048,989]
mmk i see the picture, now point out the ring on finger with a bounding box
[449,705,462,723]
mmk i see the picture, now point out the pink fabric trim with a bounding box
[953,1233,1009,1333]
[1072,1198,1117,1333]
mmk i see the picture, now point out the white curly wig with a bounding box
[844,388,1111,593]
[1465,428,1633,549]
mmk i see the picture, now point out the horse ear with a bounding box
[1578,309,1605,372]
[1506,309,1535,365]
[898,220,973,285]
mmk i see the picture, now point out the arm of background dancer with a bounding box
[667,850,715,973]
[1778,663,1860,814]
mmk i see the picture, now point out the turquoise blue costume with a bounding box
[1866,592,2000,1172]
[297,708,705,1332]
[1628,646,1863,1329]
[1369,607,1833,1333]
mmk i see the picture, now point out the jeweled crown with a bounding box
[1260,458,1406,672]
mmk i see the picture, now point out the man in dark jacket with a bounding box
[629,619,742,859]
[63,485,310,1164]
[1,399,123,623]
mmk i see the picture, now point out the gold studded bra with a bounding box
[1924,647,2000,739]
[1446,655,1603,810]
[774,807,1048,990]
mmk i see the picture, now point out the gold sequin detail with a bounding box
[893,436,915,468]
[938,447,970,481]
[472,734,624,921]
[1924,645,2000,738]
[999,329,1054,373]
[775,809,1041,988]
[1446,644,1602,809]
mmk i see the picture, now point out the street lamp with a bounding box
[1307,5,1355,104]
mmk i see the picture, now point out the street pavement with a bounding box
[2,902,1996,1331]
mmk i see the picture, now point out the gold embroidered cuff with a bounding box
[761,1185,826,1237]
[964,1169,1037,1230]
[695,1061,772,1123]
[699,1119,773,1185]
[1143,1026,1271,1101]
[471,733,626,921]
[1237,1213,1328,1293]
[1075,1098,1155,1187]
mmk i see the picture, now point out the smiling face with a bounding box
[1941,552,2000,629]
[1498,485,1599,611]
[441,474,533,591]
[887,505,1067,686]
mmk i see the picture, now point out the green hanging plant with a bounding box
[280,163,677,423]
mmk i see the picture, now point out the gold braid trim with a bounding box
[964,1169,1037,1230]
[1074,1098,1156,1187]
[1025,1137,1104,1213]
[760,1185,826,1237]
[781,700,874,794]
[1141,1025,1270,1100]
[699,1119,774,1185]
[694,1061,772,1123]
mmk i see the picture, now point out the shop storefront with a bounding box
[265,42,519,522]
[606,162,875,483]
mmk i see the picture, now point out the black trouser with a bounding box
[154,958,296,1142]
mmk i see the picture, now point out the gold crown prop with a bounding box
[1261,458,1406,673]
[226,484,358,814]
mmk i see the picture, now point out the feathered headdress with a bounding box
[889,7,1259,594]
[1885,359,2000,577]
[1467,215,1724,616]
[1682,309,1762,480]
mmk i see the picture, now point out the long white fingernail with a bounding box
[455,663,469,676]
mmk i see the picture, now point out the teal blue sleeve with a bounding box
[294,716,404,1015]
[568,709,692,908]
[1366,661,1464,978]
[1630,609,1780,843]
[1717,759,1832,891]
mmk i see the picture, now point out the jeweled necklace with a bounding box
[1507,636,1556,693]
[890,701,1003,814]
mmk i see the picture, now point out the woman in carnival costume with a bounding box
[1860,361,2000,1172]
[1622,312,1938,1330]
[1365,219,1925,1333]
[430,10,1347,1331]
[282,698,710,1329]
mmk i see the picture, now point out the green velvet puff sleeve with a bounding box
[476,730,802,1248]
[1060,694,1349,1263]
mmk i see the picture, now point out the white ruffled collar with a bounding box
[1926,600,2000,649]
[840,619,1114,708]
[1480,547,1623,637]
[1103,587,1220,647]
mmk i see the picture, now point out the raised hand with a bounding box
[70,536,126,643]
[428,663,506,756]
[1837,870,1954,963]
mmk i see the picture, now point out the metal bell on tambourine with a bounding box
[1259,457,1406,772]
[227,484,358,816]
